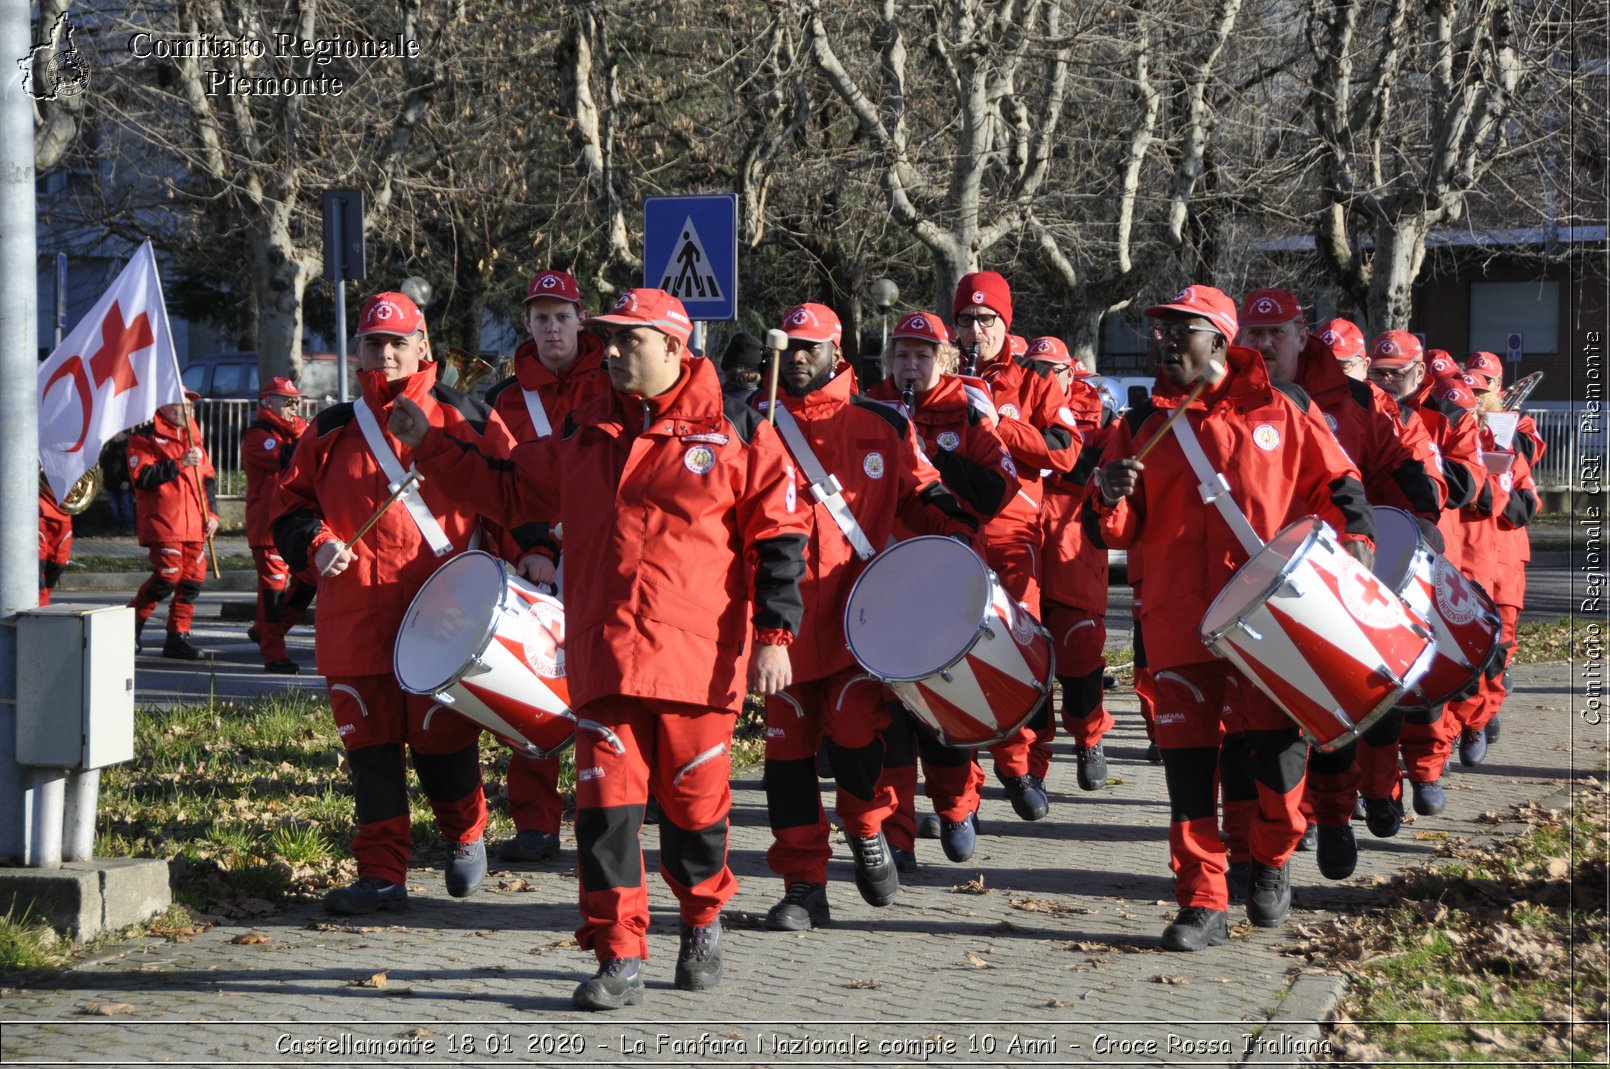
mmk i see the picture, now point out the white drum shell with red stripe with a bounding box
[394,550,575,759]
[844,536,1053,748]
[1200,518,1434,751]
[1370,507,1502,708]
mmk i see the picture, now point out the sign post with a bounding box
[644,195,738,352]
[1506,331,1524,364]
[322,189,366,401]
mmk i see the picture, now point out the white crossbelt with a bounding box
[1167,407,1266,557]
[521,388,553,438]
[771,404,877,561]
[354,397,455,557]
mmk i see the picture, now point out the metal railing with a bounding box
[194,398,324,498]
[1522,406,1603,492]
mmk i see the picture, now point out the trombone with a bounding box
[1500,371,1543,411]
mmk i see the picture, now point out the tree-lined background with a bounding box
[31,0,1604,380]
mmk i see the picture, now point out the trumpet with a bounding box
[41,466,101,514]
[1501,371,1543,411]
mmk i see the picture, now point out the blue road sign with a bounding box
[644,195,737,321]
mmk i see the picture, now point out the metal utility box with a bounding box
[16,605,136,769]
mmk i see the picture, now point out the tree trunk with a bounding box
[1363,219,1429,333]
[250,211,311,384]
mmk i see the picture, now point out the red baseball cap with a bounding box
[1465,351,1503,385]
[1026,336,1072,366]
[891,311,948,345]
[1369,330,1424,368]
[953,271,1013,328]
[1239,288,1303,327]
[1440,380,1479,412]
[1144,284,1238,341]
[1007,334,1029,357]
[524,270,583,306]
[260,376,300,398]
[181,389,201,402]
[1462,370,1498,393]
[1316,319,1366,361]
[1427,351,1460,381]
[586,288,693,345]
[779,303,843,345]
[356,292,425,337]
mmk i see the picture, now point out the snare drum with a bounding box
[843,536,1053,748]
[394,550,575,759]
[1370,507,1502,708]
[1199,518,1433,750]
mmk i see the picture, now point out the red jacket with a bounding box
[411,356,808,712]
[1087,344,1373,671]
[241,405,307,548]
[1041,378,1112,615]
[128,410,217,546]
[759,365,977,680]
[272,364,494,677]
[1293,339,1444,518]
[1398,376,1487,568]
[863,373,1018,525]
[977,354,1082,536]
[1487,424,1540,608]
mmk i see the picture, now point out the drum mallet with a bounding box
[764,328,789,424]
[347,468,424,546]
[1132,375,1212,462]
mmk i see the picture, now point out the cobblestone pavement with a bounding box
[2,659,1600,1067]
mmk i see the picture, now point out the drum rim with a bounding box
[1369,506,1431,598]
[842,535,995,682]
[1199,516,1323,645]
[394,549,509,695]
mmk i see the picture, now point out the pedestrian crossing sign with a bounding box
[644,195,738,321]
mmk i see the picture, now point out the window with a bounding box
[181,364,208,393]
[1468,281,1559,355]
[210,364,246,397]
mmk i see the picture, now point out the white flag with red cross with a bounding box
[37,242,184,504]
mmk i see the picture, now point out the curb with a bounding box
[1242,971,1350,1064]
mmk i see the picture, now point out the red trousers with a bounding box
[1448,602,1520,733]
[1044,601,1115,747]
[979,536,1054,778]
[1356,705,1458,800]
[38,511,72,605]
[573,696,738,963]
[328,675,487,885]
[763,670,896,884]
[131,542,207,633]
[506,755,564,835]
[250,546,316,663]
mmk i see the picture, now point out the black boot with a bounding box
[162,631,208,660]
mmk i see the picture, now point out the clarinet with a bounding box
[901,382,916,418]
[961,342,979,377]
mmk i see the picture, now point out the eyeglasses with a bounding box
[1149,323,1221,341]
[1368,364,1420,380]
[955,312,1001,329]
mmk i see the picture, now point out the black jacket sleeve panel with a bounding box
[204,476,219,514]
[1328,475,1376,541]
[930,448,1008,518]
[511,522,559,556]
[133,458,180,490]
[1070,441,1104,485]
[274,508,321,572]
[1502,486,1539,528]
[1392,459,1444,516]
[915,480,981,531]
[432,383,491,437]
[1473,482,1495,517]
[1440,456,1478,510]
[751,533,807,634]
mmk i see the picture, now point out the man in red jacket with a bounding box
[38,484,73,606]
[479,269,612,864]
[242,377,312,673]
[755,303,979,929]
[128,391,219,659]
[391,288,808,1011]
[954,271,1082,820]
[1088,284,1374,951]
[273,292,493,918]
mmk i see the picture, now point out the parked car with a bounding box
[181,351,357,402]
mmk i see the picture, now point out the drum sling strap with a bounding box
[771,405,878,562]
[521,388,554,438]
[1167,406,1266,556]
[355,397,456,558]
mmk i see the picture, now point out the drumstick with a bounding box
[348,469,423,546]
[1133,376,1211,462]
[764,328,789,424]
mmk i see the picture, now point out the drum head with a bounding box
[1201,518,1318,638]
[844,536,992,681]
[1369,507,1422,591]
[395,551,506,694]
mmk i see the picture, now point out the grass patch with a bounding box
[0,907,74,971]
[72,554,257,573]
[1513,616,1598,664]
[1307,778,1609,1065]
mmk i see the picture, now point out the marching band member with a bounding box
[242,376,313,674]
[1320,318,1371,381]
[273,292,494,917]
[863,311,1018,865]
[1087,285,1374,951]
[755,303,979,927]
[38,482,73,606]
[953,271,1082,820]
[480,269,611,864]
[390,288,807,1010]
[128,391,219,659]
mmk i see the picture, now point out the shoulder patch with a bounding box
[314,402,357,438]
[721,394,765,445]
[432,382,491,434]
[483,376,519,410]
[1269,378,1314,411]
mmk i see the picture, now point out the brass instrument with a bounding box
[1501,371,1543,411]
[440,345,500,394]
[42,465,102,514]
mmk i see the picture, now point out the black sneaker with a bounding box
[1353,794,1368,821]
[674,918,724,991]
[1102,673,1117,691]
[134,618,145,654]
[765,881,831,931]
[1074,743,1108,791]
[573,957,644,1011]
[916,813,942,840]
[263,659,300,675]
[1315,824,1357,880]
[499,830,561,861]
[1226,860,1251,903]
[1246,862,1292,928]
[940,812,977,863]
[162,631,208,660]
[1002,774,1049,821]
[892,847,917,874]
[1458,727,1488,766]
[324,876,409,915]
[445,838,487,898]
[1411,779,1447,816]
[1161,906,1230,951]
[1145,742,1162,764]
[1484,715,1501,743]
[643,795,662,826]
[1297,822,1318,851]
[1364,796,1403,838]
[847,830,899,906]
[247,625,260,645]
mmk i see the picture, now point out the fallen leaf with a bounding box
[1150,974,1189,985]
[230,932,270,945]
[84,1002,136,1015]
[354,972,388,989]
[846,978,881,989]
[963,952,993,968]
[1045,996,1073,1008]
[954,874,990,895]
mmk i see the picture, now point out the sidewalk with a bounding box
[0,661,1599,1067]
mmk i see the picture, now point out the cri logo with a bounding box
[1254,297,1276,315]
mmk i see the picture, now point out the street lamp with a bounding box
[871,277,899,350]
[400,276,433,308]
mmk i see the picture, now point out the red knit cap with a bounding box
[953,271,1013,328]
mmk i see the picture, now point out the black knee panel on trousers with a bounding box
[915,727,972,768]
[1362,709,1405,746]
[1024,692,1053,734]
[575,805,645,890]
[41,561,64,589]
[828,739,883,801]
[881,707,916,771]
[1161,747,1220,823]
[1219,730,1257,803]
[260,587,284,624]
[347,744,410,826]
[1059,670,1104,721]
[1246,728,1309,795]
[175,578,203,605]
[141,578,176,605]
[411,745,481,803]
[1306,738,1355,775]
[1404,702,1444,727]
[1131,624,1147,668]
[765,757,821,830]
[287,581,317,614]
[659,816,728,891]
